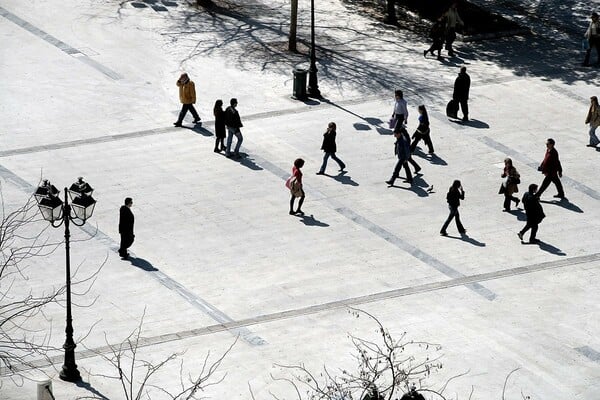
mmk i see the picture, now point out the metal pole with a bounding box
[59,188,81,382]
[307,0,321,98]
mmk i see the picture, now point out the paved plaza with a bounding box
[1,0,600,398]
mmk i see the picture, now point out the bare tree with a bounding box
[267,308,450,400]
[289,0,299,52]
[0,185,103,382]
[81,312,237,400]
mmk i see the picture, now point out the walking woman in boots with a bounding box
[316,122,346,175]
[440,179,466,236]
[286,158,305,215]
[410,105,435,155]
[499,158,520,211]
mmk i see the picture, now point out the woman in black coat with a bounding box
[440,179,466,236]
[316,122,346,175]
[213,99,226,153]
[518,184,545,243]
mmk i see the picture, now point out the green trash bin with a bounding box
[292,68,307,100]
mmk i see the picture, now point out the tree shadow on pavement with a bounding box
[129,257,159,272]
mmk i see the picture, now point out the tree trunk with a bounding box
[384,0,397,25]
[289,0,298,52]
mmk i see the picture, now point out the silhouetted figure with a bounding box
[440,180,466,236]
[518,184,545,244]
[425,19,445,60]
[118,197,134,259]
[583,12,600,66]
[386,128,412,186]
[536,138,565,199]
[443,1,464,57]
[410,105,434,154]
[453,66,470,121]
[213,99,226,153]
[224,98,244,159]
[316,122,346,175]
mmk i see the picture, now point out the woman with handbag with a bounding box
[585,96,600,148]
[499,158,520,211]
[286,158,306,215]
[410,105,435,154]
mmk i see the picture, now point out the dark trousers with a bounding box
[389,158,412,184]
[319,152,345,173]
[520,222,538,242]
[441,205,465,233]
[119,233,134,256]
[407,156,420,174]
[445,28,457,55]
[537,174,564,198]
[410,133,434,153]
[457,98,468,119]
[176,104,200,124]
[290,190,305,212]
[584,36,600,65]
[503,193,519,210]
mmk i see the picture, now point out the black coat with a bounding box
[320,130,337,153]
[119,205,134,235]
[214,107,226,138]
[453,71,471,100]
[446,187,464,208]
[224,106,243,128]
[522,192,545,224]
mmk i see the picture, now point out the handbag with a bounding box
[498,182,506,195]
[289,177,303,197]
[388,116,398,129]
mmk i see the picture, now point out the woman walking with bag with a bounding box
[286,158,306,215]
[499,158,520,211]
[440,180,466,236]
[390,90,408,130]
[316,122,346,175]
[585,96,600,148]
[213,100,226,153]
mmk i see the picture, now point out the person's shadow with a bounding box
[443,232,486,247]
[295,213,329,227]
[450,118,490,129]
[187,125,213,137]
[413,148,448,166]
[388,174,431,197]
[540,198,583,213]
[505,208,527,221]
[330,171,359,186]
[522,240,566,256]
[129,256,159,272]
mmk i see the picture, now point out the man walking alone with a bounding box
[118,197,135,259]
[536,138,565,199]
[174,73,201,127]
[453,66,470,122]
[224,98,244,159]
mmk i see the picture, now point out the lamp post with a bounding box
[307,0,321,98]
[34,177,97,383]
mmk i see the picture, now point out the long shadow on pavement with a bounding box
[329,171,359,186]
[76,380,110,399]
[522,240,567,256]
[540,198,584,213]
[442,233,486,247]
[295,213,329,227]
[129,256,159,272]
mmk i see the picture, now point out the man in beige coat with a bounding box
[174,73,201,127]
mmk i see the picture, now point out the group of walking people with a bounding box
[424,2,464,60]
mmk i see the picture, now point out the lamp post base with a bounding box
[59,365,81,382]
[307,67,321,99]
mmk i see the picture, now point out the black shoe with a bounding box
[553,194,565,199]
[462,117,469,122]
[517,232,523,241]
[193,119,201,124]
[173,122,182,127]
[440,231,448,236]
[316,171,325,175]
[385,180,394,186]
[339,165,346,171]
[437,55,443,61]
[423,50,427,58]
[515,199,520,207]
[414,166,421,173]
[214,148,220,153]
[459,229,467,235]
[289,210,296,215]
[404,179,413,184]
[233,153,241,159]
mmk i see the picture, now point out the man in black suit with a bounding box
[118,197,135,259]
[453,66,471,121]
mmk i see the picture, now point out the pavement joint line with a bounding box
[0,163,267,347]
[0,5,122,80]
[4,251,598,375]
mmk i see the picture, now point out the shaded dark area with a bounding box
[296,213,329,227]
[443,232,486,246]
[539,198,584,213]
[129,257,159,272]
[76,379,110,399]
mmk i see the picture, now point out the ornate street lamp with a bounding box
[307,0,321,98]
[33,177,97,382]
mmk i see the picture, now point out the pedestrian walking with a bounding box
[213,100,226,153]
[385,128,412,186]
[453,66,470,121]
[536,138,565,199]
[316,122,346,175]
[286,158,305,215]
[518,184,545,244]
[174,73,201,127]
[499,157,520,211]
[424,18,445,60]
[583,12,600,67]
[585,96,600,147]
[443,1,464,57]
[224,98,244,159]
[410,105,435,154]
[440,180,466,236]
[390,90,409,130]
[403,128,421,176]
[118,197,134,259]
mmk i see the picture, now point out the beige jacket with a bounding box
[177,79,196,104]
[586,105,600,128]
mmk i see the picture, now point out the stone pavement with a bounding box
[1,0,599,398]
